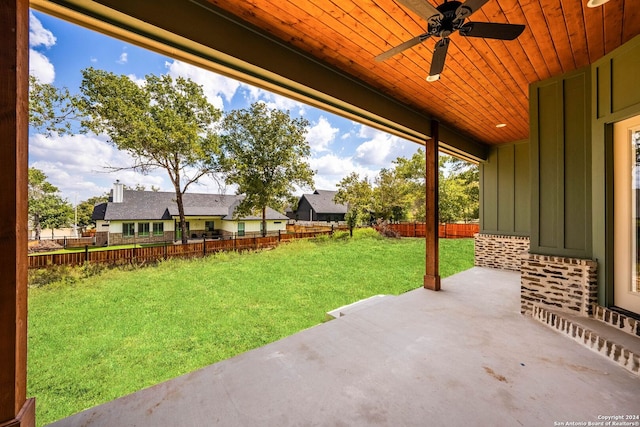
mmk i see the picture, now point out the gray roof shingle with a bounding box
[302,190,347,214]
[94,190,288,221]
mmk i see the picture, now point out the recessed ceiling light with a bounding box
[496,123,507,128]
[426,74,440,82]
[587,0,610,7]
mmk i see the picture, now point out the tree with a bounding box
[29,75,78,136]
[334,172,373,236]
[393,149,426,221]
[391,151,479,223]
[373,168,409,222]
[219,102,315,236]
[439,155,479,223]
[28,168,73,239]
[75,194,110,230]
[78,68,222,243]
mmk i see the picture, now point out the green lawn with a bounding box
[28,230,474,426]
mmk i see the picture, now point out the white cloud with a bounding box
[353,127,422,167]
[309,153,378,191]
[28,13,56,83]
[165,60,241,110]
[243,86,306,115]
[354,134,394,166]
[356,123,380,139]
[310,153,356,176]
[29,49,55,84]
[29,13,56,48]
[117,52,128,64]
[29,133,169,201]
[126,74,146,87]
[307,116,339,153]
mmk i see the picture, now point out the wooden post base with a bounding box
[424,274,441,291]
[0,399,35,427]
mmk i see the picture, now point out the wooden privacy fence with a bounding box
[386,223,479,238]
[28,230,332,269]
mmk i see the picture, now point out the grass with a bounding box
[28,230,474,426]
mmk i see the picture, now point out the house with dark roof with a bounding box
[92,182,288,246]
[291,190,347,222]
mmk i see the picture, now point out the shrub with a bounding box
[353,227,383,239]
[28,262,109,288]
[372,220,401,239]
[28,265,78,288]
[332,230,351,240]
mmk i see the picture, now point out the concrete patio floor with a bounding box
[49,267,639,427]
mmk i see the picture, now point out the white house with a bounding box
[92,182,289,246]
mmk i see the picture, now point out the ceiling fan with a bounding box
[376,0,525,81]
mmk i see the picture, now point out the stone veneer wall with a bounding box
[108,231,174,246]
[474,234,530,271]
[521,254,598,316]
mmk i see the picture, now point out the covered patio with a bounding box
[49,268,638,426]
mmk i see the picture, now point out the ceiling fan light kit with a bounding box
[377,0,526,81]
[586,0,610,7]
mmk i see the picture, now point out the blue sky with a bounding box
[28,10,421,203]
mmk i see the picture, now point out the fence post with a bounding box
[278,229,281,242]
[414,222,417,237]
[85,245,89,264]
[164,240,168,260]
[203,236,206,256]
[133,245,136,264]
[331,224,334,236]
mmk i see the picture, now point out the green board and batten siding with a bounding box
[592,35,640,305]
[480,34,640,306]
[479,141,530,236]
[530,66,592,259]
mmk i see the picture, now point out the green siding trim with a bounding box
[529,66,592,258]
[514,143,530,233]
[480,140,529,236]
[564,73,590,252]
[497,145,515,231]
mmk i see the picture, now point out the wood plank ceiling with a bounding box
[206,0,640,146]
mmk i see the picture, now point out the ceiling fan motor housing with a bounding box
[428,1,467,38]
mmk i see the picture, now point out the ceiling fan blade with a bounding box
[459,22,526,40]
[429,38,450,76]
[375,34,430,62]
[455,0,490,20]
[396,0,443,22]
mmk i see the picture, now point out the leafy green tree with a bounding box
[393,149,426,221]
[391,151,479,223]
[439,155,479,222]
[78,68,222,243]
[76,194,110,229]
[334,172,373,236]
[28,168,73,239]
[29,75,79,136]
[219,102,315,236]
[373,168,409,222]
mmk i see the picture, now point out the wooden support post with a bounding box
[0,0,36,425]
[424,120,441,291]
